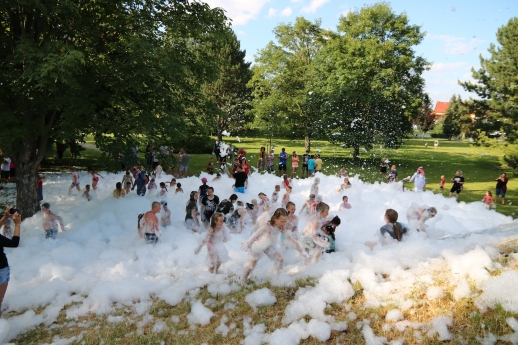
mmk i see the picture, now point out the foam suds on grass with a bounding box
[2,170,518,343]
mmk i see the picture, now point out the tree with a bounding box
[199,30,253,141]
[248,17,329,151]
[443,95,464,140]
[460,17,518,142]
[414,94,435,139]
[315,3,428,160]
[0,0,228,217]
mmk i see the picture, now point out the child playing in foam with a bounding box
[365,209,411,250]
[299,202,332,264]
[113,182,125,199]
[241,208,308,284]
[160,201,171,227]
[194,213,230,274]
[253,200,273,234]
[339,196,352,211]
[406,203,437,233]
[83,184,91,201]
[299,194,315,215]
[159,182,168,197]
[310,195,323,215]
[147,178,157,194]
[281,185,292,209]
[271,185,280,204]
[310,177,320,196]
[257,192,270,215]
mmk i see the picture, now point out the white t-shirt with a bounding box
[1,158,11,171]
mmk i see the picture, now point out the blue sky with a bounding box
[203,0,517,105]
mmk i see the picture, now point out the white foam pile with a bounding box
[1,170,518,343]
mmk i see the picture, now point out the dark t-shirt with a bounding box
[217,199,234,215]
[0,235,19,269]
[233,172,248,187]
[302,154,310,165]
[279,152,287,165]
[202,195,220,214]
[496,178,508,190]
[199,184,209,199]
[452,176,464,189]
[181,154,191,166]
[185,200,198,220]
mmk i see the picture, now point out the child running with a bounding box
[87,166,104,190]
[68,167,81,194]
[482,191,494,209]
[339,196,352,211]
[241,208,308,284]
[113,182,125,198]
[439,175,446,193]
[83,184,91,201]
[194,213,230,274]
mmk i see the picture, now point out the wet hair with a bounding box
[385,209,403,241]
[210,212,224,228]
[286,201,295,209]
[230,194,238,201]
[275,185,280,189]
[315,195,323,202]
[116,182,122,191]
[208,187,214,192]
[258,192,266,197]
[283,174,288,180]
[314,178,320,183]
[160,182,167,191]
[269,208,289,226]
[331,215,341,226]
[342,195,348,201]
[286,185,292,191]
[176,183,182,188]
[309,194,315,199]
[170,178,176,182]
[216,173,221,177]
[126,171,130,175]
[316,202,329,213]
[237,201,244,206]
[85,184,91,189]
[426,207,437,217]
[150,178,155,182]
[324,225,335,240]
[189,190,197,201]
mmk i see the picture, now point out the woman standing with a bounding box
[495,173,509,205]
[0,207,21,316]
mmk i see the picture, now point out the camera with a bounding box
[9,208,19,215]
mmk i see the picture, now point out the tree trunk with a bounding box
[305,136,311,152]
[353,145,360,162]
[218,130,223,142]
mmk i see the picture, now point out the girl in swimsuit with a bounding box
[194,213,230,274]
[87,166,104,190]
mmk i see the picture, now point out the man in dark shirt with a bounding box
[449,170,465,200]
[233,165,248,193]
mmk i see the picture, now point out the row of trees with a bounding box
[442,17,518,143]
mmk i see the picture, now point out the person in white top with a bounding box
[0,157,11,183]
[68,167,81,194]
[409,166,426,192]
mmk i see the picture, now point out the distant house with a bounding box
[432,101,449,120]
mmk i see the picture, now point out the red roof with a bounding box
[433,101,450,114]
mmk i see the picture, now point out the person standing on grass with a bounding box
[386,165,398,183]
[179,150,191,178]
[380,158,388,178]
[301,150,310,178]
[258,146,266,171]
[449,170,464,200]
[307,155,316,177]
[278,148,288,177]
[267,149,275,174]
[314,155,323,174]
[291,152,299,178]
[0,207,21,317]
[495,173,509,205]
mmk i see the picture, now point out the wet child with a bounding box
[282,174,292,189]
[159,182,168,197]
[281,201,299,248]
[339,196,352,211]
[258,192,270,215]
[406,203,437,233]
[281,185,292,209]
[322,225,335,254]
[299,194,316,215]
[250,199,260,224]
[175,183,184,194]
[160,201,171,227]
[83,184,91,201]
[310,177,320,196]
[212,173,222,181]
[87,166,104,190]
[155,162,163,178]
[147,178,157,193]
[338,177,352,192]
[300,202,332,264]
[365,209,410,250]
[68,167,81,194]
[125,181,132,195]
[113,182,125,198]
[194,213,230,274]
[169,177,177,188]
[310,195,323,215]
[338,166,347,178]
[122,171,133,191]
[271,185,280,204]
[482,191,494,209]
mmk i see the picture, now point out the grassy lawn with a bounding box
[45,136,517,218]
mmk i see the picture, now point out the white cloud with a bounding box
[280,7,293,16]
[428,35,486,55]
[237,30,246,35]
[203,0,270,26]
[430,61,469,72]
[267,8,278,18]
[301,0,330,13]
[423,61,475,102]
[339,9,351,17]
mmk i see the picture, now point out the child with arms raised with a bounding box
[194,213,230,274]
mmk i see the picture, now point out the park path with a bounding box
[83,143,100,151]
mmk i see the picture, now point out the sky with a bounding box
[202,0,517,106]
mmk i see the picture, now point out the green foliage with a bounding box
[316,2,428,159]
[461,17,518,142]
[443,95,465,139]
[431,120,444,136]
[248,17,329,149]
[414,94,435,138]
[502,146,518,175]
